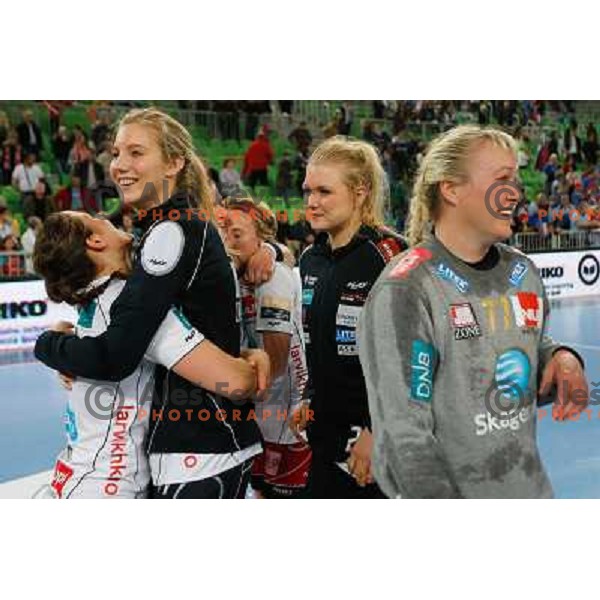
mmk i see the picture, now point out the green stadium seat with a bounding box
[288,197,304,210]
[253,186,272,202]
[1,187,20,213]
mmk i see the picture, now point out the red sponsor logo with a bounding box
[183,455,198,469]
[264,447,283,477]
[449,303,482,340]
[51,460,74,499]
[252,441,312,489]
[242,294,256,319]
[389,248,433,279]
[377,238,403,263]
[450,303,477,327]
[510,292,541,329]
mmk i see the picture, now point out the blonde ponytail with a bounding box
[308,136,387,228]
[405,125,517,246]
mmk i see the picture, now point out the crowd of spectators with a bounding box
[1,100,599,279]
[508,118,600,251]
[0,105,117,277]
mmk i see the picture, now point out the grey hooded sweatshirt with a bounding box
[358,234,575,499]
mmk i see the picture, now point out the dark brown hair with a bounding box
[33,213,97,305]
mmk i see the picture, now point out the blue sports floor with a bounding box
[0,296,598,497]
[536,296,600,498]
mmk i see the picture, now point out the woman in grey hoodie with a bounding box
[358,125,588,498]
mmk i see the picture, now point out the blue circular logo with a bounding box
[495,348,531,402]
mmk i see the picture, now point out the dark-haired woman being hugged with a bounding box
[33,210,268,498]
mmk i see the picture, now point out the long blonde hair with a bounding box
[406,125,517,246]
[308,136,387,228]
[116,108,214,218]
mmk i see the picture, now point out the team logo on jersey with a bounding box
[336,328,356,344]
[435,263,470,293]
[141,221,185,276]
[346,281,369,291]
[77,299,97,329]
[265,320,282,329]
[290,343,308,392]
[242,294,257,319]
[336,304,362,328]
[480,296,512,333]
[183,455,198,469]
[50,460,74,499]
[64,403,78,444]
[410,339,436,403]
[389,248,433,279]
[495,348,531,402]
[184,330,197,343]
[337,344,358,356]
[260,306,291,322]
[509,261,528,287]
[302,288,314,306]
[510,292,542,330]
[340,291,367,304]
[473,347,533,436]
[264,446,283,477]
[449,303,482,340]
[377,238,403,263]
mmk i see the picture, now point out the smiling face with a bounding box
[446,140,519,245]
[303,163,363,239]
[110,123,181,208]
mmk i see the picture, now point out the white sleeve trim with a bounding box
[145,308,206,369]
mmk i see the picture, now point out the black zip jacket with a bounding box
[299,224,407,462]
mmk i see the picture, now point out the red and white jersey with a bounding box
[48,277,204,499]
[240,264,308,444]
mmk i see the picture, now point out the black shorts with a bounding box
[150,459,254,499]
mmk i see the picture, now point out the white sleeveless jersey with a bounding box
[48,276,204,499]
[240,263,308,444]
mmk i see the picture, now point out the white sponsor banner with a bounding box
[528,250,600,299]
[0,280,78,351]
